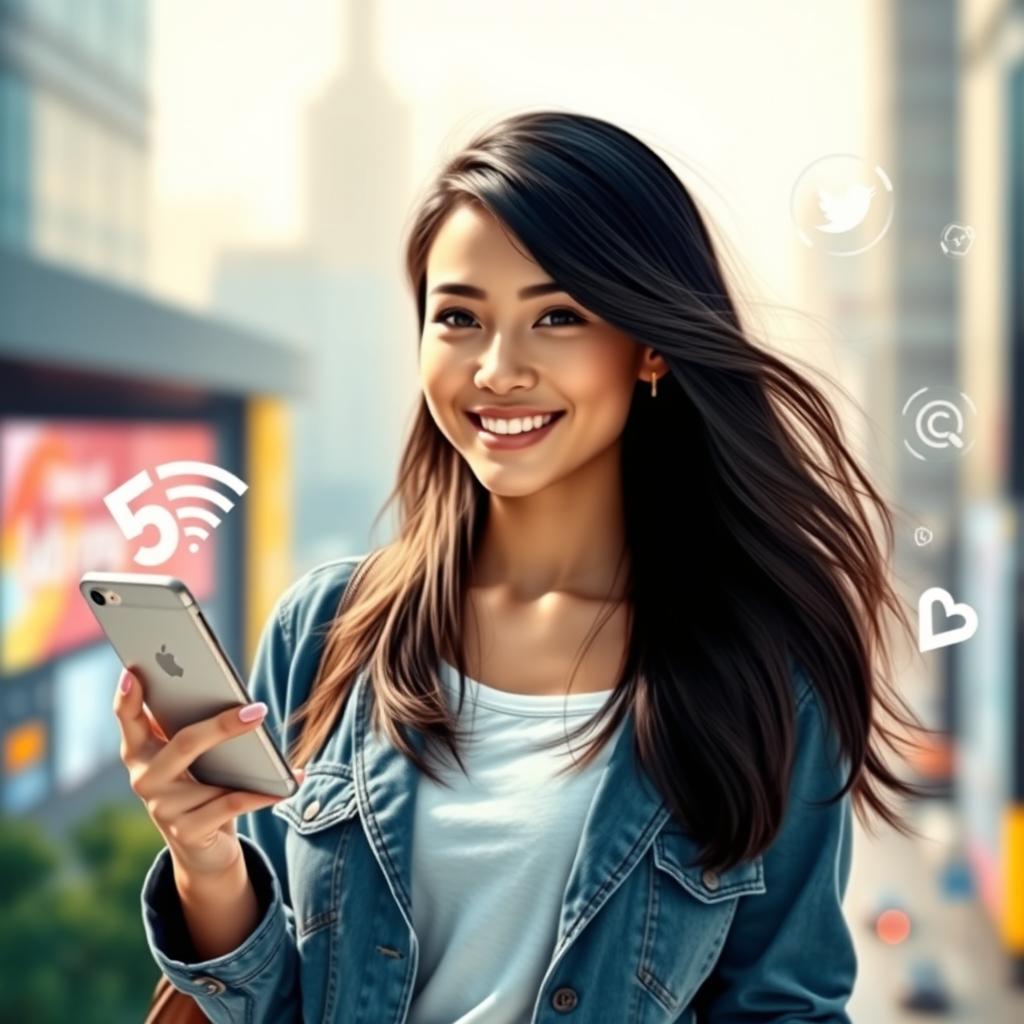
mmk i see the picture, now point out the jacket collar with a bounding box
[350,664,671,952]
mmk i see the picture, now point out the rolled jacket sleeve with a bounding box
[138,587,304,1024]
[140,832,298,1022]
[693,672,858,1022]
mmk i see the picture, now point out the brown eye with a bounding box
[433,308,477,329]
[537,308,586,327]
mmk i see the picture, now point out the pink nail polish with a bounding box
[239,702,267,722]
[119,673,133,694]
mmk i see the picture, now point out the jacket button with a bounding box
[303,799,321,821]
[551,986,578,1012]
[194,976,225,995]
[702,868,720,891]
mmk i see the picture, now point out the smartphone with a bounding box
[80,570,298,799]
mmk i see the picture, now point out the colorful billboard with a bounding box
[1,419,220,674]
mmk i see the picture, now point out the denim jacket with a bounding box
[141,555,857,1023]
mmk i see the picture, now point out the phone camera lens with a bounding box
[89,589,106,606]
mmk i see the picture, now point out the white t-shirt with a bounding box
[407,659,625,1024]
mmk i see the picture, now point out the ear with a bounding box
[636,347,669,386]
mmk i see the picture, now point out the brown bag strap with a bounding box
[144,967,216,1021]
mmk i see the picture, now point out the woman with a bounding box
[130,110,931,1023]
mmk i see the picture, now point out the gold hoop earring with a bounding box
[650,372,658,398]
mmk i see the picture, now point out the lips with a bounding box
[465,410,566,432]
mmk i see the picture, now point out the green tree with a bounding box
[0,801,168,1023]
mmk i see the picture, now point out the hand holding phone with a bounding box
[112,667,304,879]
[80,569,306,879]
[80,570,301,795]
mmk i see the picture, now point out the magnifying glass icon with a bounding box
[917,402,964,449]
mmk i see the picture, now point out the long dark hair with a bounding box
[285,109,934,873]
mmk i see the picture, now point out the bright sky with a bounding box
[149,0,869,312]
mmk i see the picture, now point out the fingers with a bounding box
[114,667,304,812]
[156,768,305,825]
[143,704,169,742]
[113,668,157,762]
[168,786,292,845]
[143,777,235,825]
[145,698,272,789]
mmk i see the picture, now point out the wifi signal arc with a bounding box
[155,460,249,553]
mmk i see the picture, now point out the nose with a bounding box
[473,330,536,392]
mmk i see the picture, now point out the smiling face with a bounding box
[419,200,665,498]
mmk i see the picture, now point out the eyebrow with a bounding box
[428,281,566,300]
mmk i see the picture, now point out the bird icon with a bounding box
[815,184,876,234]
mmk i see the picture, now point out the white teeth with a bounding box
[479,413,555,435]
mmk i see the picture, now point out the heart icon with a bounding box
[918,587,978,652]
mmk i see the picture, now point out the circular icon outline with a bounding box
[939,222,975,258]
[790,152,895,257]
[901,387,977,461]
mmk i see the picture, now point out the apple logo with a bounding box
[155,643,184,677]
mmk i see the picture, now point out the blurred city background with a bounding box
[0,0,1022,1019]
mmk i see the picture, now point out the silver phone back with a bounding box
[80,571,296,799]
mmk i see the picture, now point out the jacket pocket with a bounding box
[637,827,766,1015]
[271,761,360,938]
